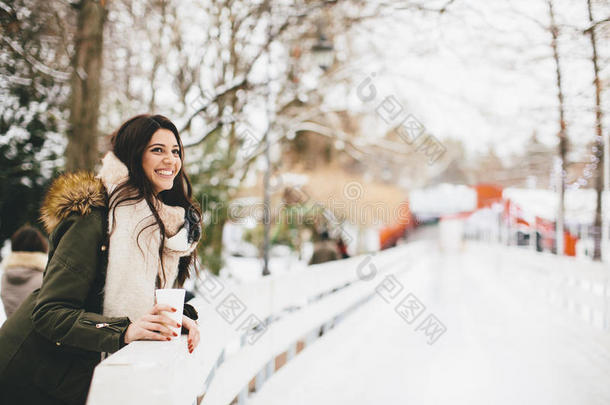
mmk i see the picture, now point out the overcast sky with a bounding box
[331,0,609,160]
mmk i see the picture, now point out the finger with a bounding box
[140,321,176,337]
[187,334,197,353]
[144,329,170,341]
[151,303,177,314]
[190,333,200,349]
[188,327,200,348]
[148,314,181,329]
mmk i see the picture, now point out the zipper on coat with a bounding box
[80,318,125,333]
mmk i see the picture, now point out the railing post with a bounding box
[286,342,297,361]
[237,386,248,405]
[255,367,266,392]
[305,328,317,346]
[265,359,275,380]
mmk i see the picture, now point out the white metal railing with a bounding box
[462,212,610,261]
[467,241,610,331]
[86,241,431,405]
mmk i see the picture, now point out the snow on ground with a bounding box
[249,244,610,405]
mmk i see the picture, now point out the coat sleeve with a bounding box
[31,210,130,353]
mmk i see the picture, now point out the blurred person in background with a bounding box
[309,230,340,265]
[1,225,48,318]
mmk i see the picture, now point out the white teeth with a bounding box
[156,170,173,176]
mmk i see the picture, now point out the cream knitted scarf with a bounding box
[98,152,197,321]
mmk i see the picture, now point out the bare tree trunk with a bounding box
[586,0,606,261]
[548,0,567,256]
[149,56,160,112]
[65,0,106,171]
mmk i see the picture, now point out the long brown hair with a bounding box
[109,114,201,286]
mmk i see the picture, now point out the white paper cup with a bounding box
[155,288,185,339]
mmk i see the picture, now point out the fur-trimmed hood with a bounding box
[40,172,107,234]
[1,251,47,272]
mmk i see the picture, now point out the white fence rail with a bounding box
[468,241,610,330]
[87,241,430,405]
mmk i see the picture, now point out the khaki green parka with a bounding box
[0,172,131,405]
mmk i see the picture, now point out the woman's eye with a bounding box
[172,150,180,156]
[151,147,162,153]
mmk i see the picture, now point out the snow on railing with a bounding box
[86,241,431,405]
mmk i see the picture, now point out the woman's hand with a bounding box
[123,304,181,344]
[182,315,200,354]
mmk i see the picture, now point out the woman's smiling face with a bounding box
[142,129,182,195]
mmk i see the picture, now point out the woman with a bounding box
[0,115,202,405]
[1,225,48,318]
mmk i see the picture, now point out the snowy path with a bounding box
[250,245,610,405]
